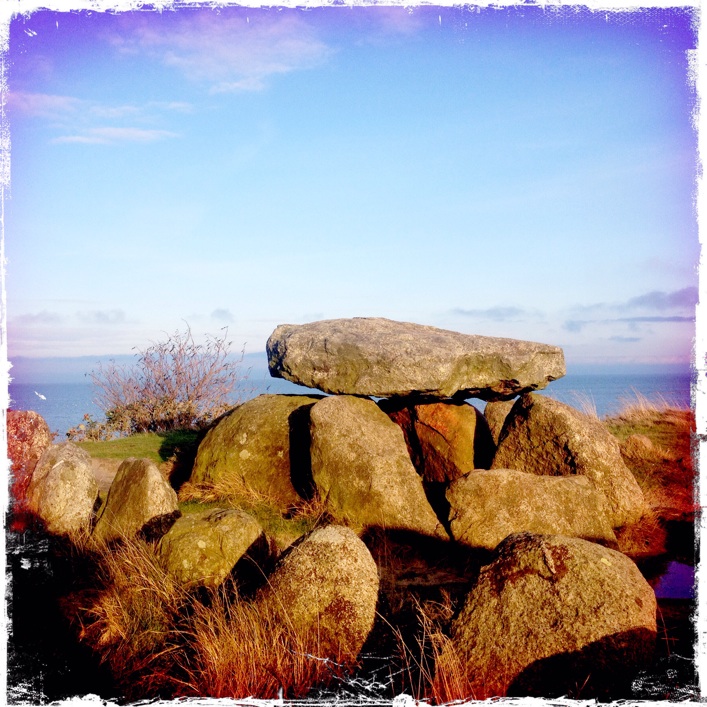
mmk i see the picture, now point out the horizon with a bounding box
[4,4,700,368]
[8,351,696,386]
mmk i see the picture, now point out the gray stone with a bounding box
[484,399,516,445]
[310,395,445,538]
[26,443,99,536]
[492,394,646,527]
[267,317,565,400]
[158,508,268,588]
[447,469,617,550]
[190,394,323,507]
[92,458,180,543]
[438,532,657,698]
[256,525,379,661]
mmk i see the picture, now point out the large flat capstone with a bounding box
[267,318,565,400]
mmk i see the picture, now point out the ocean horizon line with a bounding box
[6,352,695,386]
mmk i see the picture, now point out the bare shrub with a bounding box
[83,325,244,437]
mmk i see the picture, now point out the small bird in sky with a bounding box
[34,391,46,400]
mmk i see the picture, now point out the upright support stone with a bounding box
[310,395,446,538]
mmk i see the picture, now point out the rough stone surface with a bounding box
[440,532,657,698]
[267,317,565,400]
[158,508,268,587]
[256,525,379,660]
[414,402,495,482]
[93,458,180,543]
[8,410,54,508]
[190,394,323,507]
[310,395,445,537]
[492,394,646,527]
[447,469,617,550]
[484,399,516,445]
[26,443,99,535]
[382,400,494,483]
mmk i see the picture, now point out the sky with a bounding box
[2,3,700,371]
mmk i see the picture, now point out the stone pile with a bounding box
[193,317,644,543]
[187,317,654,692]
[15,317,656,697]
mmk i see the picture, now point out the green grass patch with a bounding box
[178,499,234,515]
[77,430,200,464]
[177,493,325,551]
[605,409,693,451]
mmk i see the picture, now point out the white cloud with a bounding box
[9,91,189,143]
[77,310,127,325]
[211,309,235,323]
[7,90,85,119]
[53,127,179,144]
[115,11,333,93]
[10,310,64,325]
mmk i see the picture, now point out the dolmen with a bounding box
[192,317,648,541]
[18,317,655,698]
[189,317,653,694]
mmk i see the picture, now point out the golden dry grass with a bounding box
[75,536,188,697]
[73,533,360,700]
[177,588,355,699]
[604,397,695,558]
[388,592,477,704]
[569,390,600,419]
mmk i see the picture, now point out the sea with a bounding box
[7,366,695,439]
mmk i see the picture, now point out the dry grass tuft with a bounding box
[74,532,359,700]
[570,391,599,419]
[178,587,356,699]
[613,388,690,422]
[178,478,331,551]
[614,507,669,559]
[76,536,188,697]
[178,476,264,505]
[390,593,475,704]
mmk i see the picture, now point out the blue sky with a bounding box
[4,5,699,369]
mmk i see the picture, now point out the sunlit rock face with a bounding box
[483,399,516,445]
[8,410,53,509]
[446,469,617,551]
[190,394,323,508]
[27,442,99,536]
[381,399,495,483]
[492,393,646,527]
[157,507,269,588]
[309,395,446,539]
[267,317,565,400]
[92,458,180,543]
[439,532,657,699]
[255,525,379,661]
